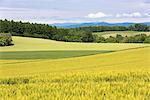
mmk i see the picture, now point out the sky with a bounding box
[0,0,150,24]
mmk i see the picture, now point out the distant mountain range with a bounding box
[50,22,150,28]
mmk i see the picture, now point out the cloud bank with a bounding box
[116,12,142,18]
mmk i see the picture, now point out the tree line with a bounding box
[0,19,150,45]
[0,19,93,42]
[77,26,128,32]
[0,19,56,39]
[76,24,150,32]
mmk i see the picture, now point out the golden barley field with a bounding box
[0,37,150,100]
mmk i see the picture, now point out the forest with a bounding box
[0,19,150,46]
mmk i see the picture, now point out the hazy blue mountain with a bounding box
[141,22,150,26]
[50,22,150,28]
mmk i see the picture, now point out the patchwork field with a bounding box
[93,31,150,38]
[0,36,150,99]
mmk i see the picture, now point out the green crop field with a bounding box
[0,51,113,60]
[0,36,150,99]
[93,31,150,38]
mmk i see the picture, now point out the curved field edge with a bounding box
[0,47,149,99]
[0,47,149,77]
[0,50,113,60]
[0,36,150,52]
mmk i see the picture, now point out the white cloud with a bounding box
[145,13,150,17]
[86,12,109,18]
[116,12,142,18]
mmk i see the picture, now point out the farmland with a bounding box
[0,36,150,99]
[94,31,150,38]
[1,36,150,52]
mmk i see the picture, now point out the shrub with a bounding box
[144,35,150,43]
[0,33,13,46]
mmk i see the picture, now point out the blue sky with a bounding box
[0,0,150,23]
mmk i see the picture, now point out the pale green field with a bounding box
[0,36,150,52]
[94,31,150,38]
[0,36,150,99]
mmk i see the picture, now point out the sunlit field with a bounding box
[1,0,150,98]
[0,36,150,99]
[93,31,150,38]
[0,72,150,100]
[0,36,149,52]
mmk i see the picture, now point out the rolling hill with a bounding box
[0,36,150,99]
[1,36,149,52]
[94,31,150,38]
[1,46,150,77]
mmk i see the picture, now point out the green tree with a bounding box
[0,33,13,46]
[105,36,117,43]
[129,24,149,31]
[116,34,124,43]
[81,31,94,42]
[144,36,150,43]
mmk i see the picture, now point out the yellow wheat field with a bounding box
[0,37,150,99]
[0,47,150,99]
[0,72,150,100]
